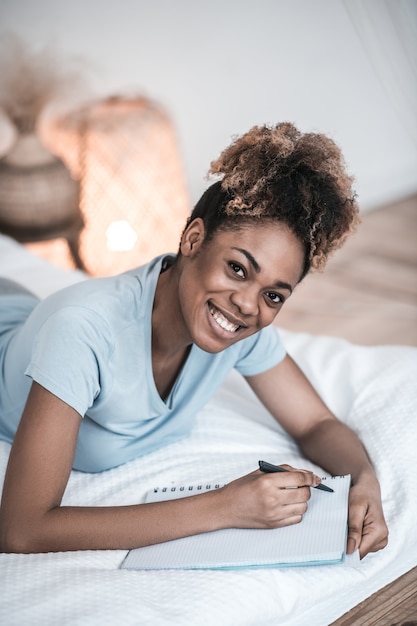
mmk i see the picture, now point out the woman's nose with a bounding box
[230,286,259,316]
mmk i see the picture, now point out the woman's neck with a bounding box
[152,264,191,358]
[151,264,192,399]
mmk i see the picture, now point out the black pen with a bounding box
[259,460,334,493]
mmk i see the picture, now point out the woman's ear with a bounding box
[180,218,206,257]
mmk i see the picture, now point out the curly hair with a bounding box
[185,123,360,278]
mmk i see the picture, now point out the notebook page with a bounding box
[122,475,350,570]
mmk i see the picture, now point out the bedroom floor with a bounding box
[277,193,417,347]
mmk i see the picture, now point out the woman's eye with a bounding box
[229,262,245,278]
[266,292,283,305]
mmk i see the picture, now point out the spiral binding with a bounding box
[153,483,222,494]
[324,475,349,480]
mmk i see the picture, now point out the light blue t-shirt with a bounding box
[0,255,286,472]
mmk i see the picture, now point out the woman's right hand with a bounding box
[217,465,322,530]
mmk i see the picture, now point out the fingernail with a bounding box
[347,537,356,554]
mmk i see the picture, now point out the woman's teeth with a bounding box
[209,307,239,332]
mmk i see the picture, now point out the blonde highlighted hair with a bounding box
[185,122,360,277]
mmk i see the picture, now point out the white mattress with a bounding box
[1,233,416,626]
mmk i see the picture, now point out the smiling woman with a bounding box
[0,122,387,560]
[159,220,304,355]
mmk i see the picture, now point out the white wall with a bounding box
[1,0,416,210]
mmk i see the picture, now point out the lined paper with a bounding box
[122,475,350,570]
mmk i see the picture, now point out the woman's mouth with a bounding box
[209,305,241,333]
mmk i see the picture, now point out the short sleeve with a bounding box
[234,325,286,377]
[25,306,112,416]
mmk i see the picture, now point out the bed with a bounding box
[1,232,416,626]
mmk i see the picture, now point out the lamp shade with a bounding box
[48,95,191,276]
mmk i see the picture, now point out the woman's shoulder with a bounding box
[232,324,286,376]
[27,254,169,336]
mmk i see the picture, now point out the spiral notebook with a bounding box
[122,474,351,571]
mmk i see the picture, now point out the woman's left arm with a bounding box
[245,354,389,559]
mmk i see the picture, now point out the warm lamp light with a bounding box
[46,95,191,276]
[105,220,138,252]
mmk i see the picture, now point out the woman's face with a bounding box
[177,219,305,353]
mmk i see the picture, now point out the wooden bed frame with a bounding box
[332,566,417,625]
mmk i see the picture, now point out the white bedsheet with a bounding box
[1,233,416,626]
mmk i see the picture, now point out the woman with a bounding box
[0,123,388,557]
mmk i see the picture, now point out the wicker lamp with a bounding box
[48,95,191,276]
